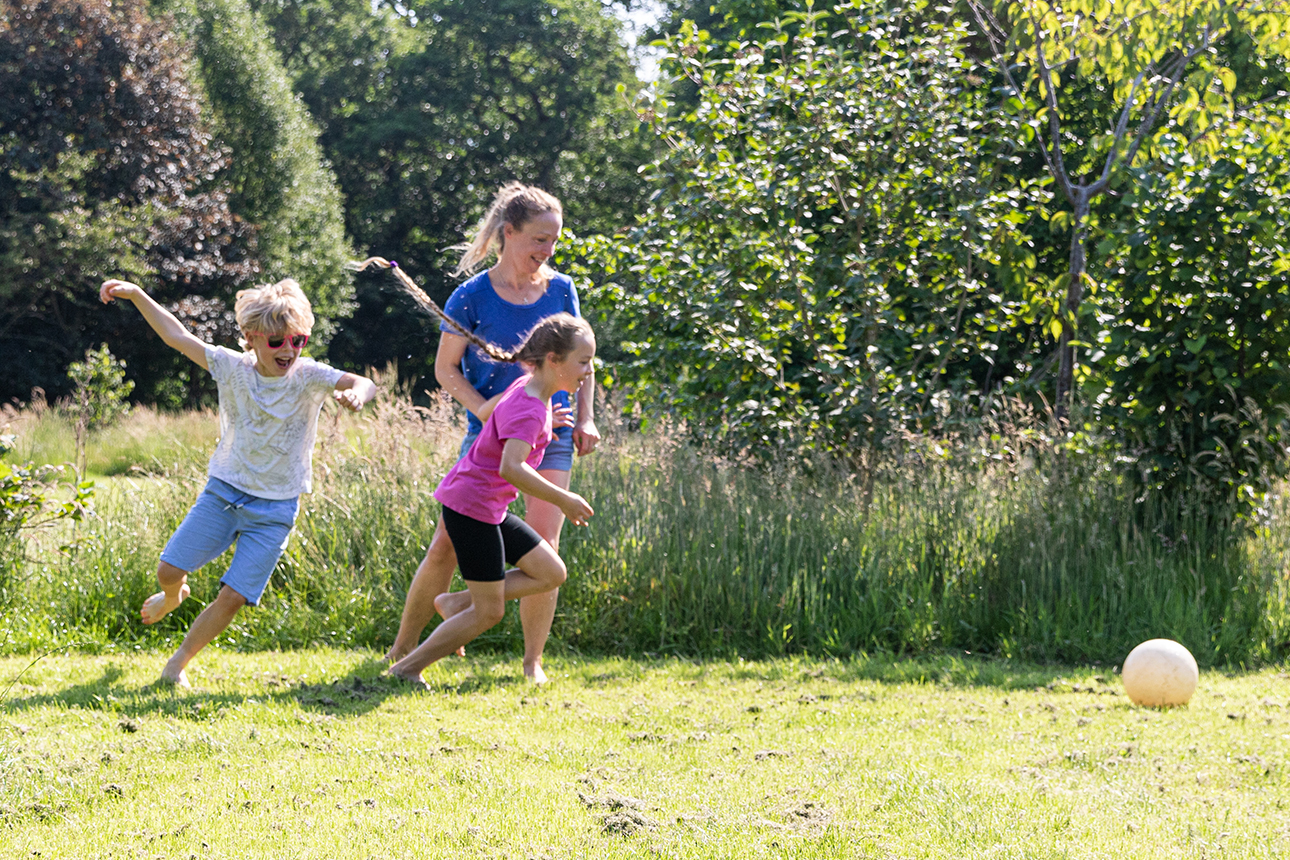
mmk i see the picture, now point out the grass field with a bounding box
[2,651,1289,858]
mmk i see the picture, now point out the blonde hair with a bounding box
[234,278,314,348]
[453,182,563,278]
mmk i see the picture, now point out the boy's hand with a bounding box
[334,389,366,412]
[100,279,144,304]
[559,492,594,527]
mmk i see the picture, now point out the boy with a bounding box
[99,277,377,686]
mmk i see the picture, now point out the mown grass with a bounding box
[2,393,1289,665]
[1,651,1288,858]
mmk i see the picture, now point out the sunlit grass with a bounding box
[1,650,1287,859]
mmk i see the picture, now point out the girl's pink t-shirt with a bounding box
[434,375,553,524]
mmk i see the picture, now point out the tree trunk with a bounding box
[1055,189,1091,421]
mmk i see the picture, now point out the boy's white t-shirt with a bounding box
[204,345,346,500]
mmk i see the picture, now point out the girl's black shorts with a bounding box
[441,505,543,582]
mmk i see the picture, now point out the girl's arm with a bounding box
[499,438,594,526]
[99,280,209,369]
[334,373,377,412]
[434,331,503,421]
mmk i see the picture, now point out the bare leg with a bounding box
[519,469,570,684]
[388,543,566,682]
[384,518,457,662]
[159,585,247,687]
[140,561,192,625]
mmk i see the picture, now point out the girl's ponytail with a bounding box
[347,259,590,366]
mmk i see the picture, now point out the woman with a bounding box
[384,182,599,684]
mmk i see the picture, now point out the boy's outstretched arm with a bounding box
[100,279,210,369]
[333,373,377,412]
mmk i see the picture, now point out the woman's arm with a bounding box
[99,280,209,369]
[572,368,600,455]
[434,331,503,421]
[499,438,594,525]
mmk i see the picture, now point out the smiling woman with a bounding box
[383,181,600,685]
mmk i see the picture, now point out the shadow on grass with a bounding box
[0,656,418,719]
[1,650,1142,720]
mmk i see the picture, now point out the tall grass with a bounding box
[2,393,1288,665]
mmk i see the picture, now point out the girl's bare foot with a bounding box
[433,590,472,620]
[140,584,190,625]
[383,645,408,664]
[432,591,470,656]
[524,662,548,685]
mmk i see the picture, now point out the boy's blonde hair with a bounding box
[234,279,314,348]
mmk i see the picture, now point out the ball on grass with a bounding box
[1122,638,1198,707]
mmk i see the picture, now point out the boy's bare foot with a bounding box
[524,662,548,685]
[385,668,430,691]
[140,584,191,625]
[159,668,191,689]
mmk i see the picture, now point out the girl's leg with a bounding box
[384,518,458,662]
[389,542,567,682]
[160,585,247,687]
[141,561,192,625]
[518,468,571,683]
[389,579,505,682]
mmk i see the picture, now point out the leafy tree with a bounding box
[156,0,357,346]
[278,0,652,387]
[67,344,135,432]
[573,0,1035,460]
[968,0,1290,419]
[0,0,257,404]
[1093,115,1290,499]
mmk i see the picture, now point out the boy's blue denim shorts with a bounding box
[160,476,299,606]
[458,424,575,472]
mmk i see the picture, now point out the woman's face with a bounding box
[502,210,563,276]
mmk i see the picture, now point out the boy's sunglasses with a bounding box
[256,332,309,350]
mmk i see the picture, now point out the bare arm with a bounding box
[333,372,377,412]
[571,366,600,455]
[99,279,209,369]
[435,331,503,421]
[499,438,594,526]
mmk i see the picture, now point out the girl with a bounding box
[99,277,377,687]
[384,182,599,684]
[386,312,596,688]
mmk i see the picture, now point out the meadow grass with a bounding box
[2,394,1289,666]
[1,650,1288,858]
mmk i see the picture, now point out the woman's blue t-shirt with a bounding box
[440,269,581,435]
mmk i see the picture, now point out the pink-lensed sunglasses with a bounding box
[254,332,309,350]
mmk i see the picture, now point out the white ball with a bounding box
[1122,639,1199,707]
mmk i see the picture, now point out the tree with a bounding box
[1094,113,1290,499]
[968,0,1290,419]
[571,0,1034,459]
[156,0,357,347]
[285,0,651,387]
[0,0,257,404]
